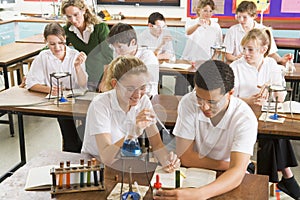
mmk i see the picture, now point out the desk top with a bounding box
[0,42,45,66]
[0,87,92,117]
[0,151,268,200]
[274,37,300,49]
[15,33,44,44]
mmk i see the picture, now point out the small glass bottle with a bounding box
[286,54,295,74]
[153,174,162,197]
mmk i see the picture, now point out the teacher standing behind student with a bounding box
[61,0,113,91]
[181,0,222,62]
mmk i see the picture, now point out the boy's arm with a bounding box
[176,137,229,170]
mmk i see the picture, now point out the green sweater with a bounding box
[63,23,113,83]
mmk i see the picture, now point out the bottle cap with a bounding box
[154,174,162,189]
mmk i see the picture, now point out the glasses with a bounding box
[118,82,152,94]
[236,14,252,21]
[194,91,228,109]
[201,9,214,14]
[242,47,259,54]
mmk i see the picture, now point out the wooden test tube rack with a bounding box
[50,162,105,197]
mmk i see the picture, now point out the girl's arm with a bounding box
[74,52,88,87]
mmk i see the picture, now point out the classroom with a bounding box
[0,0,299,199]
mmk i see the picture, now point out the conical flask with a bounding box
[121,123,142,157]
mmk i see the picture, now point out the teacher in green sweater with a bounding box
[61,0,113,91]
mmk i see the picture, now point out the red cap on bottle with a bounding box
[154,174,162,189]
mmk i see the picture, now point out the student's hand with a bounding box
[50,86,59,96]
[161,35,172,46]
[280,53,293,66]
[198,19,209,28]
[136,109,156,131]
[74,52,87,69]
[245,92,266,106]
[154,187,206,200]
[163,151,181,173]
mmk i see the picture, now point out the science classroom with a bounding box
[0,0,299,199]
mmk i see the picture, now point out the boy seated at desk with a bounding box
[154,60,258,199]
[99,22,159,97]
[25,22,88,153]
[137,12,175,61]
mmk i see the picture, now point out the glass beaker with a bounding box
[121,123,142,157]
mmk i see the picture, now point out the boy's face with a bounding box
[112,40,137,56]
[194,86,230,119]
[236,12,255,28]
[149,20,167,37]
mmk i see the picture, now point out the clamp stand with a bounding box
[49,72,74,107]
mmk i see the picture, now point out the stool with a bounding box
[0,62,24,87]
[23,56,35,71]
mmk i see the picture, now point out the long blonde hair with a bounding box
[61,0,99,26]
[103,56,148,91]
[241,28,272,57]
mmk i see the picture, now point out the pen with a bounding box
[180,171,186,179]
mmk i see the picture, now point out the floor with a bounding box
[0,75,299,199]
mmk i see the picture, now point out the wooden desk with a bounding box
[0,43,45,89]
[15,33,44,44]
[274,37,300,63]
[0,151,269,200]
[0,87,93,182]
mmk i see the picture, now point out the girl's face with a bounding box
[199,5,213,20]
[46,35,66,59]
[236,12,255,29]
[64,6,85,29]
[116,73,150,108]
[242,39,265,65]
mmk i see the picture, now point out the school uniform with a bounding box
[26,46,88,153]
[230,56,298,182]
[223,22,278,56]
[81,89,154,161]
[137,28,174,56]
[181,18,223,62]
[173,92,257,161]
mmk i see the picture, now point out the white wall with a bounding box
[12,0,188,20]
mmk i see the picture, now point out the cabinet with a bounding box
[0,22,15,46]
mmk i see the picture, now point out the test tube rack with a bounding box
[50,160,105,198]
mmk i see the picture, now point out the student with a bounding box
[230,28,300,199]
[81,56,180,170]
[100,23,159,97]
[61,0,113,91]
[137,12,175,60]
[154,60,258,199]
[181,0,223,62]
[223,1,290,65]
[25,22,88,153]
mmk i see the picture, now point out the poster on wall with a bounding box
[187,0,225,17]
[281,0,300,13]
[232,0,270,14]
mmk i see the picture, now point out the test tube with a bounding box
[99,163,104,187]
[87,160,91,187]
[92,158,99,186]
[58,162,64,189]
[80,159,84,187]
[66,161,71,189]
[175,170,180,188]
[50,167,56,191]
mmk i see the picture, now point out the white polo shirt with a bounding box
[230,57,286,98]
[137,28,174,56]
[181,17,223,61]
[173,92,257,161]
[26,47,88,90]
[81,89,153,159]
[223,22,278,56]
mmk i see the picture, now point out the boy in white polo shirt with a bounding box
[154,60,258,199]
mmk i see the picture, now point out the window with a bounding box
[97,0,179,6]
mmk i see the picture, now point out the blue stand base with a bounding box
[269,113,279,120]
[59,97,68,103]
[122,191,140,200]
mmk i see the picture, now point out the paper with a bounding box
[150,166,216,189]
[261,101,300,114]
[160,62,191,70]
[107,183,149,200]
[259,112,285,123]
[45,89,88,99]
